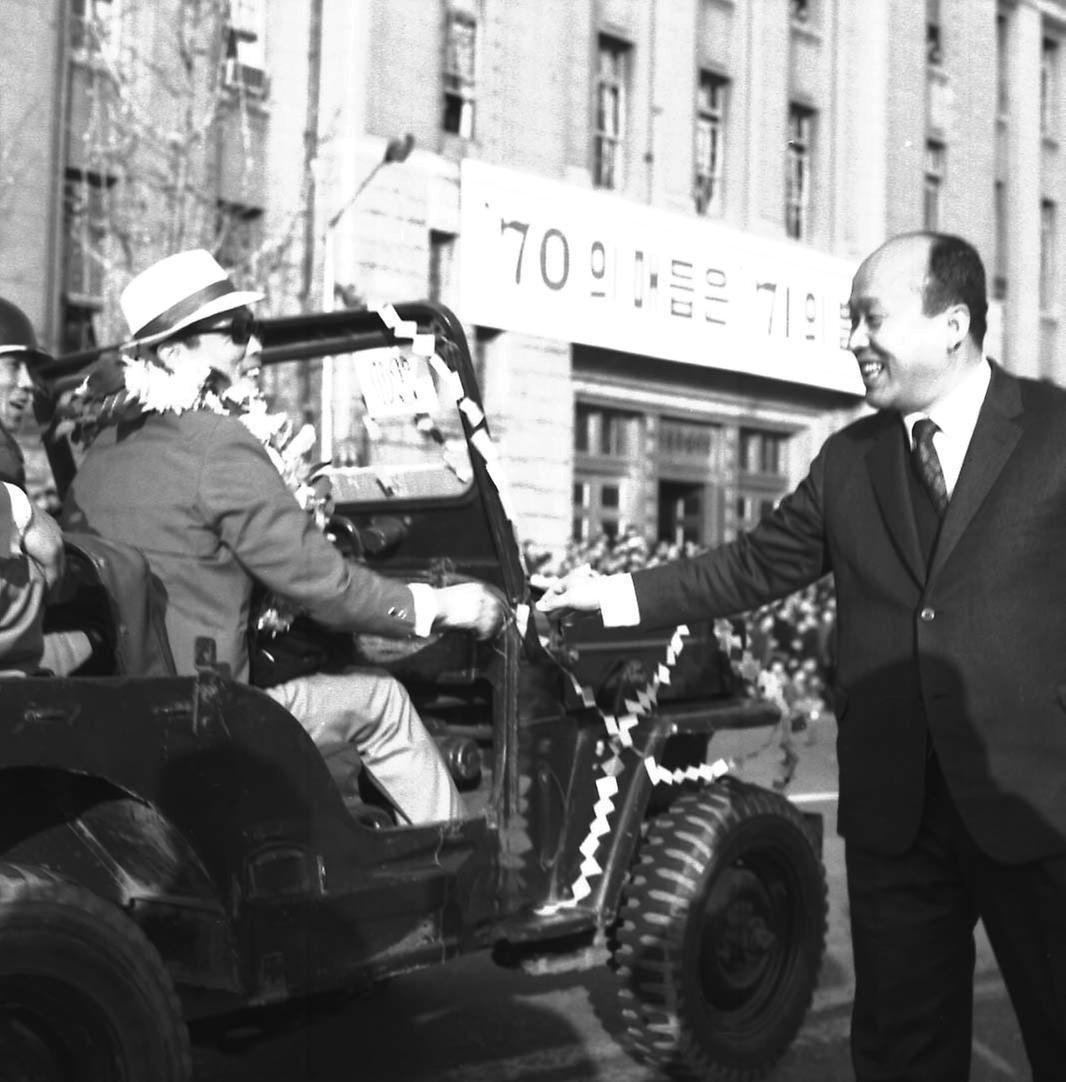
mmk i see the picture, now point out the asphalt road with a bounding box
[193,717,1031,1081]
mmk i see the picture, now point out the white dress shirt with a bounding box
[902,359,991,499]
[594,359,994,628]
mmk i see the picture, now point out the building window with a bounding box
[739,428,788,477]
[63,169,111,305]
[594,36,629,190]
[926,0,943,66]
[695,72,727,215]
[573,480,625,541]
[923,141,945,231]
[734,494,780,532]
[442,7,477,138]
[71,0,122,60]
[62,169,113,355]
[429,230,457,306]
[575,404,638,458]
[1042,37,1059,137]
[1041,199,1057,311]
[573,403,639,540]
[61,302,100,356]
[736,427,789,533]
[215,201,263,278]
[993,180,1008,299]
[996,12,1009,116]
[223,0,269,96]
[659,481,705,547]
[786,105,814,241]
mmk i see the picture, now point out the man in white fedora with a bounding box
[62,249,505,824]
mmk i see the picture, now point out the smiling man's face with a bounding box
[848,236,966,414]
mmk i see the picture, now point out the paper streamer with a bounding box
[535,622,736,915]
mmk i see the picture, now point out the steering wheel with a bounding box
[326,514,364,561]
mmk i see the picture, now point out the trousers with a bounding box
[846,752,1066,1081]
[265,667,463,825]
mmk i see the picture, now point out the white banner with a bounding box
[458,160,863,395]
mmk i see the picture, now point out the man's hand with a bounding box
[434,582,507,640]
[535,566,603,617]
[22,504,64,590]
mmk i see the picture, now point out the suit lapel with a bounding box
[866,419,926,587]
[929,364,1023,578]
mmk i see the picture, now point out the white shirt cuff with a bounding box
[3,483,31,556]
[598,572,641,627]
[407,582,438,637]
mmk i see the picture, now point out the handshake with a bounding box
[430,581,509,640]
[426,564,608,640]
[535,565,605,618]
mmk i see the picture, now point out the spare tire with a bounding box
[0,869,191,1082]
[611,781,827,1081]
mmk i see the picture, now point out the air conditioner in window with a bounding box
[223,57,270,98]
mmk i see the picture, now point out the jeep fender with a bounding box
[0,768,241,999]
[590,697,781,924]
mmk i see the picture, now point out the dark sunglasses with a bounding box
[177,308,259,346]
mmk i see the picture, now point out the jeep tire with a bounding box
[611,781,827,1081]
[0,872,191,1082]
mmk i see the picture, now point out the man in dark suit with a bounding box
[539,232,1066,1080]
[63,250,505,825]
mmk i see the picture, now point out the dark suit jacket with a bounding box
[633,364,1066,862]
[62,410,418,682]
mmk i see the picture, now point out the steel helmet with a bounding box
[0,298,50,364]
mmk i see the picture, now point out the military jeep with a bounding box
[0,302,827,1082]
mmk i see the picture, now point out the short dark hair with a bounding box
[921,232,988,348]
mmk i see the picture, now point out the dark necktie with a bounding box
[911,417,949,516]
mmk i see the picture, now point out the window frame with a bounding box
[593,34,630,190]
[214,199,265,277]
[441,7,477,139]
[1042,35,1060,138]
[923,140,946,232]
[1041,198,1057,312]
[785,104,815,241]
[993,179,1008,300]
[694,71,727,215]
[63,168,113,307]
[927,0,943,66]
[70,0,123,62]
[223,0,269,97]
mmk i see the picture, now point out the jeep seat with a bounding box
[44,532,176,677]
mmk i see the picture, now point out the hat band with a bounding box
[133,279,240,340]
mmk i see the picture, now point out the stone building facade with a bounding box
[2,0,1064,546]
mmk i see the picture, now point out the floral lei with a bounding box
[60,351,329,634]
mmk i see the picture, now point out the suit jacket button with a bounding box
[919,606,935,622]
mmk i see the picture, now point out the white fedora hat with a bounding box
[121,249,264,347]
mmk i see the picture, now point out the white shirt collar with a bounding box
[901,359,992,498]
[902,359,991,448]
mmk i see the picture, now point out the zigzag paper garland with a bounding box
[532,622,734,914]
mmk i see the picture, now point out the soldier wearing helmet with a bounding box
[0,298,47,487]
